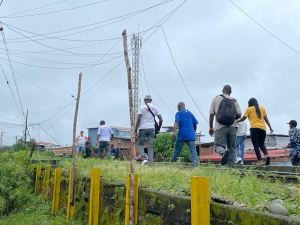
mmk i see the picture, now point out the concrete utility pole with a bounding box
[70,72,82,204]
[123,29,137,225]
[24,110,28,143]
[131,33,142,121]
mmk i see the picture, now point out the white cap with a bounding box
[144,94,152,100]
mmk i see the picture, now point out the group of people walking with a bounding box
[76,85,300,167]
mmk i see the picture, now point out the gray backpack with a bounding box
[216,95,237,125]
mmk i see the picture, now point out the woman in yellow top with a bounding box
[237,98,274,166]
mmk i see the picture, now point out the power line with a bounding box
[140,52,150,95]
[0,59,69,102]
[2,1,172,43]
[229,0,300,55]
[2,0,69,18]
[161,26,209,123]
[1,0,108,19]
[0,24,25,121]
[0,63,24,119]
[81,0,186,97]
[0,54,123,69]
[82,39,122,74]
[0,50,121,66]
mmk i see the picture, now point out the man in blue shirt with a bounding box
[171,102,199,167]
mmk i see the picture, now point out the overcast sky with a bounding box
[0,0,299,146]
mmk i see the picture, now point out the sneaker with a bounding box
[240,161,243,165]
[141,160,148,166]
[236,157,242,165]
[221,150,230,165]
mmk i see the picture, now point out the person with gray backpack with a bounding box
[209,85,242,168]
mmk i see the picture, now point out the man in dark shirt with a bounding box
[109,144,118,158]
[171,102,198,167]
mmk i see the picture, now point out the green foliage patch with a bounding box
[153,133,191,162]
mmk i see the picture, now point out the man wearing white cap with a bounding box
[135,94,163,166]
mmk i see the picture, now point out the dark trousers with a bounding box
[85,148,91,158]
[250,128,268,160]
[98,141,110,159]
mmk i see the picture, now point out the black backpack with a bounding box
[216,95,237,125]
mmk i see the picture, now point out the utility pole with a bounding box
[70,73,82,205]
[15,135,18,144]
[131,33,142,121]
[24,110,28,143]
[0,131,3,147]
[123,29,136,225]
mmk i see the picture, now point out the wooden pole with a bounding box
[122,29,136,225]
[70,72,82,205]
[29,143,36,158]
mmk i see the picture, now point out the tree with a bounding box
[11,138,36,152]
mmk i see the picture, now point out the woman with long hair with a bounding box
[237,98,273,166]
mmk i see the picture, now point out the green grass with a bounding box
[0,195,82,225]
[58,158,300,217]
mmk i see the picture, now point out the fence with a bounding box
[33,164,210,224]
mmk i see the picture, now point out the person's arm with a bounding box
[235,113,241,120]
[173,121,179,139]
[110,133,114,140]
[194,125,197,132]
[264,115,274,133]
[157,115,163,133]
[236,116,247,123]
[134,114,142,138]
[209,114,214,137]
[96,134,100,146]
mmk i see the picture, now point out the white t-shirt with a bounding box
[138,103,160,130]
[237,120,247,136]
[97,125,113,141]
[77,136,86,146]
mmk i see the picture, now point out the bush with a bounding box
[0,150,34,215]
[153,133,191,162]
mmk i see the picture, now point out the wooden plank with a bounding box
[35,165,42,195]
[52,167,61,215]
[134,173,139,225]
[125,173,130,225]
[43,166,51,199]
[67,167,77,220]
[191,177,210,225]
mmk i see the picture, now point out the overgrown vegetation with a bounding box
[153,133,191,162]
[59,158,300,217]
[0,150,82,224]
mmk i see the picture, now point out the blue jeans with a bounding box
[171,140,198,167]
[76,145,84,154]
[236,135,246,160]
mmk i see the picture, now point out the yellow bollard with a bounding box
[191,176,210,225]
[125,173,130,225]
[89,168,100,225]
[35,165,42,195]
[43,166,51,199]
[134,174,139,225]
[52,167,61,215]
[67,167,77,220]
